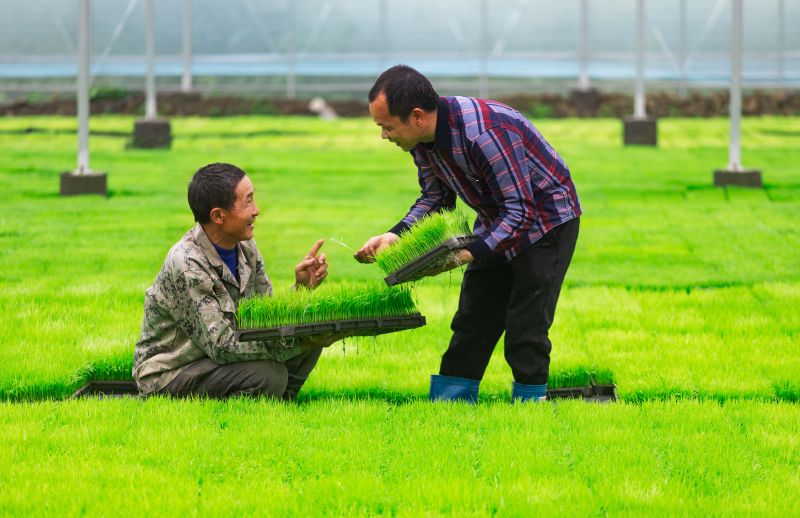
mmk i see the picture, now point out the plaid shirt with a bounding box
[389,96,581,261]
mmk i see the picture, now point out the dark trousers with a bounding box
[440,218,579,385]
[162,347,322,400]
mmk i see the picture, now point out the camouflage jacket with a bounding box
[133,224,306,395]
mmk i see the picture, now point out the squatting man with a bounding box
[133,163,333,399]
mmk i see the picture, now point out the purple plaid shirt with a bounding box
[389,96,582,261]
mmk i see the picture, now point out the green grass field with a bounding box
[1,114,798,515]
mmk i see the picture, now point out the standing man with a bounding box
[134,162,330,400]
[355,65,581,403]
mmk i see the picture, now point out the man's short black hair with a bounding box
[188,163,246,224]
[368,65,439,121]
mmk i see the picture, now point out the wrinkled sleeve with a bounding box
[465,128,537,260]
[389,148,457,235]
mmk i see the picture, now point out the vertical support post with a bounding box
[286,0,296,99]
[61,0,106,196]
[678,0,687,96]
[131,0,171,149]
[570,0,597,116]
[713,0,761,187]
[578,0,590,90]
[181,0,192,92]
[623,0,656,145]
[144,0,156,119]
[378,0,387,69]
[634,0,646,118]
[728,0,742,171]
[479,0,489,99]
[77,0,90,174]
[777,0,785,91]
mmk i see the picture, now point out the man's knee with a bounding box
[241,360,288,398]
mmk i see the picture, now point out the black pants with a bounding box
[162,347,323,400]
[440,218,579,385]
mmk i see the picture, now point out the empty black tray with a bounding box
[72,380,139,399]
[546,383,618,403]
[236,313,426,342]
[384,235,479,286]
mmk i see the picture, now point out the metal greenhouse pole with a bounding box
[777,0,785,91]
[181,0,192,92]
[77,0,90,174]
[378,0,387,70]
[144,0,156,119]
[287,0,296,99]
[479,0,489,99]
[633,0,646,119]
[713,0,762,187]
[569,0,598,116]
[678,0,687,96]
[60,0,107,196]
[131,0,172,148]
[578,0,590,91]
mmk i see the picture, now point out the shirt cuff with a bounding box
[388,220,411,236]
[466,238,493,261]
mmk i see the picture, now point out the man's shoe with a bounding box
[511,381,547,402]
[429,374,480,403]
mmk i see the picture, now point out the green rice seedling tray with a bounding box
[236,313,426,342]
[384,235,479,286]
[72,380,139,399]
[546,382,618,403]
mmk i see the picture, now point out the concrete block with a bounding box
[623,117,658,146]
[714,169,763,188]
[60,172,107,196]
[130,118,172,149]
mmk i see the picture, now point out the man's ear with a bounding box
[411,107,426,127]
[209,207,225,225]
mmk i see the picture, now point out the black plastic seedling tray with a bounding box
[546,382,618,403]
[236,313,426,342]
[384,235,479,286]
[72,380,140,399]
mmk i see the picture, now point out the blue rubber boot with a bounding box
[429,374,480,403]
[511,382,548,403]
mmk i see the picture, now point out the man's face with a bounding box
[220,175,259,242]
[369,93,423,152]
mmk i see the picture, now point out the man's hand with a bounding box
[294,239,328,289]
[354,232,400,263]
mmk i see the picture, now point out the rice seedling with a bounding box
[2,398,800,515]
[374,210,472,276]
[237,282,419,329]
[2,114,800,513]
[547,366,616,388]
[1,115,798,402]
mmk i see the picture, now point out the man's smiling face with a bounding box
[220,175,259,242]
[368,92,423,152]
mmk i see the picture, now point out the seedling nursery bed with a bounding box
[384,235,479,286]
[73,377,618,403]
